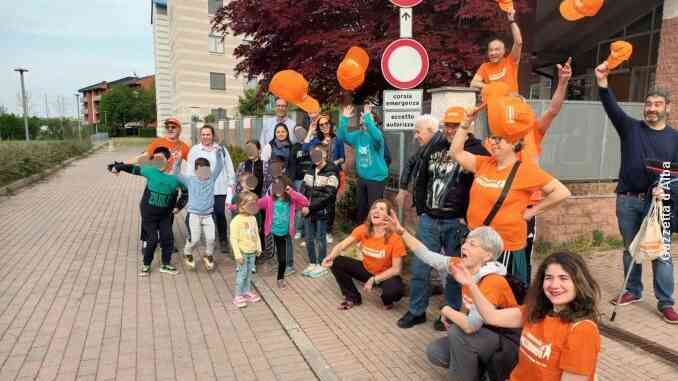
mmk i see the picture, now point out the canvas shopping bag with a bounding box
[629,198,665,263]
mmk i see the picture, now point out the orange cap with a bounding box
[487,95,535,144]
[560,0,604,21]
[268,70,321,114]
[337,47,369,91]
[443,107,465,124]
[496,0,513,12]
[164,117,182,129]
[606,40,633,70]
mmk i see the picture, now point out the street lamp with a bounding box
[74,93,82,140]
[14,68,30,141]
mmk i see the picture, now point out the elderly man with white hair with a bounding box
[385,212,519,381]
[395,109,489,331]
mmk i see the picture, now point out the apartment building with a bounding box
[78,75,155,125]
[151,0,245,141]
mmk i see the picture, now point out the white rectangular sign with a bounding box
[400,8,412,38]
[383,89,423,111]
[384,110,421,130]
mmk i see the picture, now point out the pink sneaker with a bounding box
[233,296,247,308]
[610,291,642,306]
[660,307,678,324]
[244,292,261,303]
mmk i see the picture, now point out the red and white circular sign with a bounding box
[390,0,423,7]
[381,38,429,90]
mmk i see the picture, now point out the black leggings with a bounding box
[142,215,172,266]
[356,178,385,223]
[330,256,404,305]
[273,234,288,280]
[214,195,228,243]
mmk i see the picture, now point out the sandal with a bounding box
[338,299,361,310]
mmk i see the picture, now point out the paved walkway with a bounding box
[0,146,676,380]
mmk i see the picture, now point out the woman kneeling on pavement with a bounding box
[321,199,405,309]
[451,251,601,381]
[384,211,519,381]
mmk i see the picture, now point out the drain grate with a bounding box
[600,322,678,368]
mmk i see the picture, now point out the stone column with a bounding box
[427,86,479,121]
[654,0,678,128]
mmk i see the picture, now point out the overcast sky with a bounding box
[0,0,154,117]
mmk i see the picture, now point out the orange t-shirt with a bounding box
[350,224,407,275]
[511,307,601,381]
[476,56,519,93]
[462,274,518,308]
[519,126,547,204]
[145,138,190,169]
[467,156,553,250]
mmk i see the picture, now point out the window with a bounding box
[210,73,226,91]
[208,34,224,54]
[211,108,226,120]
[156,5,167,15]
[208,0,223,15]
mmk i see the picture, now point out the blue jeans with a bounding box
[616,194,674,309]
[304,218,328,264]
[235,253,256,295]
[408,214,464,315]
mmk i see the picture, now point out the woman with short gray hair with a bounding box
[384,211,520,381]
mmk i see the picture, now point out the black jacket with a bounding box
[300,162,339,219]
[409,131,489,218]
[290,143,312,182]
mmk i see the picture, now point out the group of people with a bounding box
[108,7,678,381]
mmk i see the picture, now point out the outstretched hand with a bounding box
[342,105,354,118]
[507,7,516,21]
[595,61,609,81]
[557,57,572,82]
[450,260,473,286]
[383,210,404,234]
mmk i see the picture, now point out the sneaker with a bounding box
[233,296,247,308]
[172,246,179,254]
[277,279,286,288]
[285,266,296,276]
[660,307,678,324]
[300,241,306,247]
[184,255,195,269]
[308,265,328,278]
[397,311,426,329]
[294,232,302,240]
[610,291,642,306]
[203,255,215,271]
[302,264,315,277]
[326,234,333,244]
[159,264,178,275]
[433,317,447,332]
[244,292,261,303]
[140,265,151,276]
[251,266,257,274]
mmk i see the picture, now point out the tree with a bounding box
[213,0,529,104]
[238,86,266,116]
[99,85,156,133]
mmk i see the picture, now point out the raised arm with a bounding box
[451,112,478,173]
[362,105,384,149]
[595,62,635,136]
[336,105,360,146]
[537,58,571,134]
[109,162,142,176]
[508,9,523,64]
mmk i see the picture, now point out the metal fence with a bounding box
[226,99,643,183]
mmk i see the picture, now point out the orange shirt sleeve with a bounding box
[475,63,488,82]
[515,163,554,193]
[388,234,407,258]
[560,320,601,377]
[350,225,367,242]
[179,141,190,159]
[474,155,492,174]
[478,275,517,308]
[145,140,158,155]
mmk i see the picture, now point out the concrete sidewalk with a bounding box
[0,146,676,380]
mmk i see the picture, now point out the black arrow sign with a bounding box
[402,12,411,20]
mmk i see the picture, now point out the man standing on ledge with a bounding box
[596,61,678,324]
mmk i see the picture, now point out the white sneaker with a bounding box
[294,232,301,240]
[302,263,315,276]
[300,241,306,247]
[326,234,333,243]
[309,264,328,278]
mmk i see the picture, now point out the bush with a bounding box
[335,176,359,233]
[0,140,92,187]
[227,144,247,169]
[138,128,158,138]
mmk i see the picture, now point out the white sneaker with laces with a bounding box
[302,264,315,276]
[326,234,333,243]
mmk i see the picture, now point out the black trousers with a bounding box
[327,195,337,233]
[525,215,536,284]
[214,195,228,243]
[273,234,288,280]
[330,256,404,305]
[142,215,172,266]
[356,178,385,223]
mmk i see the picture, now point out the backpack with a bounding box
[505,274,527,305]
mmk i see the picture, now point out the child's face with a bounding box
[196,165,211,180]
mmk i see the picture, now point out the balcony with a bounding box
[94,95,101,102]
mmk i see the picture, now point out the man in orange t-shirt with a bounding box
[471,8,523,93]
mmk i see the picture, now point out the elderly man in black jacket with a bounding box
[395,109,489,330]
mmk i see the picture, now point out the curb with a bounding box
[252,275,339,381]
[0,142,107,197]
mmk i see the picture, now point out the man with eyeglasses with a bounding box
[259,98,298,160]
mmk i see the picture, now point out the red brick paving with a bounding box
[0,146,677,380]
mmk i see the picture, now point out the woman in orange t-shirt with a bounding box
[322,199,406,310]
[452,114,570,285]
[451,251,602,381]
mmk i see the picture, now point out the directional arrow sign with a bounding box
[400,8,412,38]
[390,0,423,7]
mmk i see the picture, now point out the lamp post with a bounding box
[14,68,30,141]
[74,93,82,140]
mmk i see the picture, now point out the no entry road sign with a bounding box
[381,38,429,90]
[390,0,423,7]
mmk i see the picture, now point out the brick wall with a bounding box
[655,15,678,128]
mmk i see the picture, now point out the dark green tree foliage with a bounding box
[99,85,156,130]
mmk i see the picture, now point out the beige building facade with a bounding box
[152,0,245,141]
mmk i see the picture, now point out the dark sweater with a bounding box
[599,87,678,194]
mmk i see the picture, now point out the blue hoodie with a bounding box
[336,113,388,182]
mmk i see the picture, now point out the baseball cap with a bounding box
[496,0,513,12]
[606,41,633,70]
[269,70,321,114]
[487,95,535,144]
[560,0,604,21]
[164,117,182,129]
[443,107,465,124]
[337,47,370,91]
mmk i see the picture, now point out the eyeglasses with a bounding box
[488,136,503,144]
[165,124,178,130]
[319,123,330,127]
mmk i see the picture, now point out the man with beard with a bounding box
[596,61,678,324]
[395,112,489,330]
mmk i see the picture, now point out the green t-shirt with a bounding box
[271,199,290,236]
[139,166,185,215]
